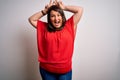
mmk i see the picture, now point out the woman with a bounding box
[28,0,83,80]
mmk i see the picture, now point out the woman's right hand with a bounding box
[28,0,55,28]
[43,0,53,14]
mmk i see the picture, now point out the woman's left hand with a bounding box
[54,0,65,10]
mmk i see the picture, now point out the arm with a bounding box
[28,0,53,28]
[28,10,47,28]
[65,6,83,35]
[56,0,83,30]
[64,6,83,28]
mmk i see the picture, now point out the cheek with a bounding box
[50,17,54,22]
[60,17,63,22]
[60,17,63,21]
[50,19,54,24]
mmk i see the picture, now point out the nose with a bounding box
[55,16,59,21]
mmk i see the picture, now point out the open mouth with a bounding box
[54,21,61,26]
[55,21,60,24]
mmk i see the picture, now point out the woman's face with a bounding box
[50,10,62,29]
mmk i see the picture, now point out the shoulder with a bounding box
[37,20,47,30]
[37,20,47,27]
[66,16,74,24]
[65,16,74,30]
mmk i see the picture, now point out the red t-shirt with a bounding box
[37,16,75,74]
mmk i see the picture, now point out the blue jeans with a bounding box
[39,67,72,80]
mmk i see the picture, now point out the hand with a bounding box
[54,0,65,10]
[43,0,53,14]
[43,0,65,14]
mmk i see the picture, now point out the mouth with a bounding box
[54,21,61,26]
[55,20,60,24]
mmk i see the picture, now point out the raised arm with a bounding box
[28,0,53,28]
[56,0,83,30]
[28,11,45,28]
[64,6,83,27]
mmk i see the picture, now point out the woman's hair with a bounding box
[47,5,66,32]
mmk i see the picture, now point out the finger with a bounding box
[52,1,55,5]
[54,0,59,5]
[59,0,62,3]
[45,4,48,9]
[59,0,62,4]
[49,0,52,4]
[53,1,57,5]
[59,0,63,5]
[54,0,58,3]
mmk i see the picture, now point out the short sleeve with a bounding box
[67,16,74,27]
[37,20,47,31]
[65,16,74,38]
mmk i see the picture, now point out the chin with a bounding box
[53,25,61,28]
[55,26,61,29]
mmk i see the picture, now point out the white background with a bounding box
[0,0,120,80]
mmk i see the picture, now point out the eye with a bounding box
[57,14,61,17]
[50,15,55,17]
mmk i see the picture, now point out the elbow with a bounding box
[79,7,83,13]
[76,7,83,15]
[75,6,83,14]
[28,17,34,25]
[81,7,84,13]
[28,17,37,28]
[28,17,32,23]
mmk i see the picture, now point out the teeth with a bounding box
[55,21,60,23]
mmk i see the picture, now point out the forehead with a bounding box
[50,10,60,15]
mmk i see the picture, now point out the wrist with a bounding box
[41,9,47,15]
[63,5,67,10]
[41,10,45,15]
